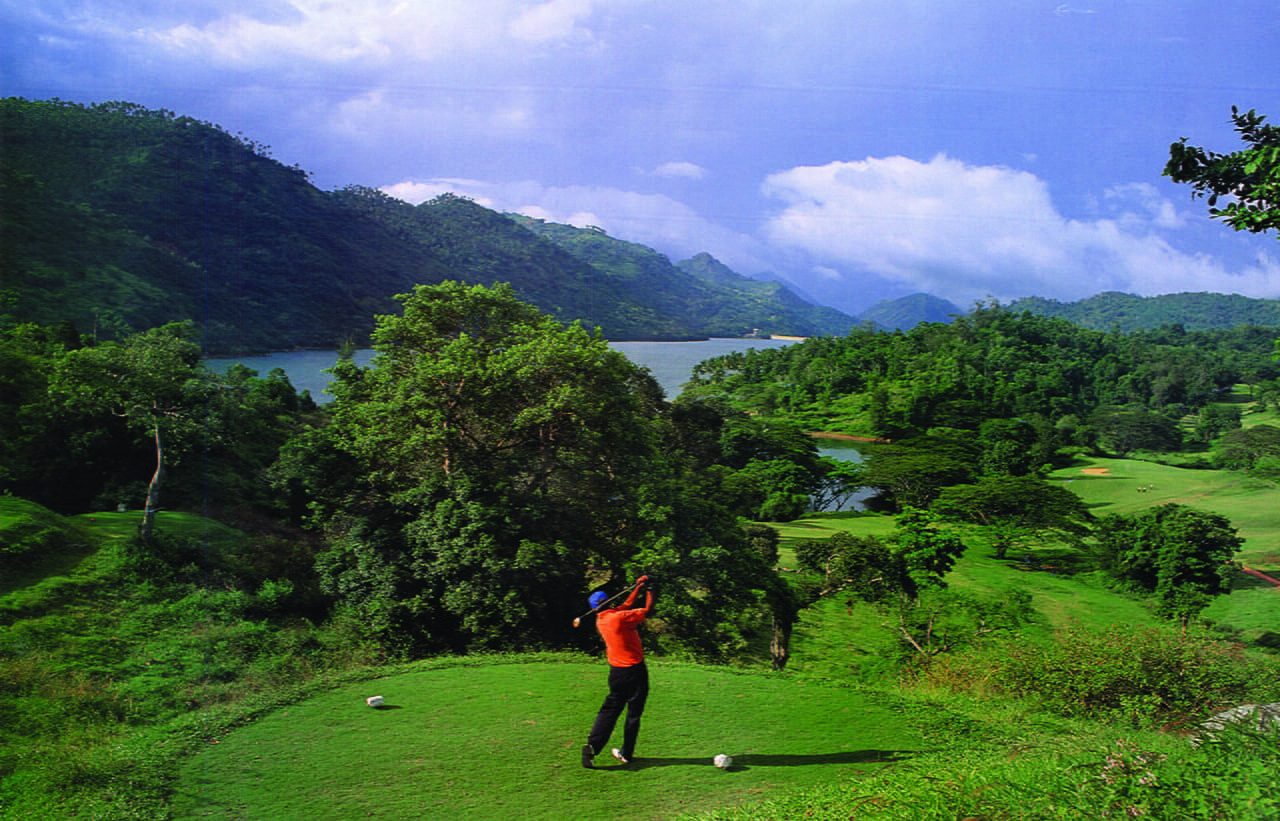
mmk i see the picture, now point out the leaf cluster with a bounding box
[1166,106,1280,236]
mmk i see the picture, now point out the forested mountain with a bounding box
[675,252,856,337]
[509,221,855,338]
[0,97,852,354]
[857,293,964,330]
[1010,291,1280,332]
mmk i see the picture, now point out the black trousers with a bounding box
[587,661,649,759]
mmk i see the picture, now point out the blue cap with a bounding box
[589,591,608,610]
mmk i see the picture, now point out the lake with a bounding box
[205,337,868,507]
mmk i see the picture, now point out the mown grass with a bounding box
[1053,456,1280,563]
[172,658,934,821]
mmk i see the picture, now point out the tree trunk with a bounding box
[139,422,165,540]
[770,614,792,671]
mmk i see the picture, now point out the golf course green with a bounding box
[171,660,926,820]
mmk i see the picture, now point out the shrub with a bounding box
[1085,725,1280,819]
[988,626,1280,727]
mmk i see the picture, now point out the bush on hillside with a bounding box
[919,625,1280,728]
[1085,725,1280,820]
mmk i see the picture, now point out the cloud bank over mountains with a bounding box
[5,0,1278,314]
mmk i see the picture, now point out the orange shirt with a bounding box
[597,602,649,667]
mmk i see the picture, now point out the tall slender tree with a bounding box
[51,322,209,538]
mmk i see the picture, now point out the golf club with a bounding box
[572,580,644,627]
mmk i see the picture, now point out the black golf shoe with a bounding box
[581,744,595,768]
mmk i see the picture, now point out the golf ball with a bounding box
[714,754,732,769]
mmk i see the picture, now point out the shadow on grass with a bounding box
[776,520,840,531]
[611,749,914,772]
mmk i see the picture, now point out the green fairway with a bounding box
[1050,457,1280,563]
[172,659,928,821]
[1048,457,1280,641]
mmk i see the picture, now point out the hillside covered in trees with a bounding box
[686,302,1280,454]
[0,97,854,354]
[1011,291,1280,333]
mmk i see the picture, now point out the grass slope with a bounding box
[171,659,928,821]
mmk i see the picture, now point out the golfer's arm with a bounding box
[639,589,654,617]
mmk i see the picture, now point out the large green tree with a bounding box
[858,433,978,511]
[1215,424,1280,472]
[931,475,1093,560]
[1088,405,1181,457]
[1096,504,1242,627]
[304,282,776,655]
[49,322,212,537]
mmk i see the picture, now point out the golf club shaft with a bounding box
[573,580,643,625]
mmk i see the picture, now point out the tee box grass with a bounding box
[172,660,927,821]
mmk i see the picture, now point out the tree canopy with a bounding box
[932,475,1093,559]
[1096,504,1242,626]
[295,282,781,656]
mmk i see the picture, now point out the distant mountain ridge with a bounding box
[505,218,855,338]
[0,97,854,354]
[1009,292,1280,332]
[854,291,1280,333]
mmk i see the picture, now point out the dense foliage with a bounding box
[0,321,315,522]
[1011,292,1280,333]
[1096,504,1242,624]
[272,282,794,657]
[685,302,1275,450]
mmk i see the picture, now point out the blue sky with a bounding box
[4,1,1279,314]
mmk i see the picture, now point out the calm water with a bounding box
[204,337,868,507]
[204,338,801,402]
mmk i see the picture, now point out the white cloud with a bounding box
[136,0,571,68]
[380,179,496,208]
[648,161,708,180]
[508,0,597,44]
[762,155,1280,304]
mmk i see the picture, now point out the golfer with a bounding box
[582,574,653,768]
